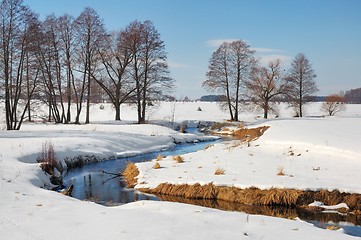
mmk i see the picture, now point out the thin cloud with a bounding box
[205,41,292,66]
[168,61,190,69]
[258,54,292,67]
[251,47,281,53]
[253,47,291,66]
[206,39,239,48]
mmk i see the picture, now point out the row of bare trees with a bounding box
[0,0,173,130]
[203,40,318,119]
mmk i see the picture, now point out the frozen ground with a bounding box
[0,101,360,239]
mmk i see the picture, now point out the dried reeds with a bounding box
[138,182,361,213]
[172,155,184,163]
[233,126,270,142]
[277,167,285,176]
[156,154,165,161]
[122,162,140,188]
[215,168,225,175]
[153,162,161,169]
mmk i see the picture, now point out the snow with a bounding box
[1,101,361,239]
[135,117,361,194]
[309,201,350,210]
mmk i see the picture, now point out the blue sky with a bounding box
[24,0,361,99]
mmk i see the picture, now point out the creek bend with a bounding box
[63,134,361,237]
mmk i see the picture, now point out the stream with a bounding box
[63,132,361,237]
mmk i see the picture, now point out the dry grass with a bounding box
[215,168,225,175]
[179,125,186,133]
[38,140,58,175]
[153,162,161,169]
[122,162,140,188]
[210,122,231,130]
[156,154,165,161]
[172,155,184,163]
[204,144,214,150]
[139,183,361,213]
[277,167,285,176]
[233,126,270,142]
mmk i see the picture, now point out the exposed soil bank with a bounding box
[123,165,361,215]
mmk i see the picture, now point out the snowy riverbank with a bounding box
[1,102,360,239]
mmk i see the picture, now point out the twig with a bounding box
[99,170,121,176]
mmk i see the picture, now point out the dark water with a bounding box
[63,136,361,237]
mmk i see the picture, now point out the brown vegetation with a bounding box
[137,183,361,213]
[277,167,285,176]
[153,162,161,169]
[122,162,140,188]
[172,155,184,163]
[215,168,225,175]
[38,140,59,175]
[321,94,346,116]
[233,126,270,142]
[156,154,165,161]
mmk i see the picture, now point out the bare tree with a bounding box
[245,59,291,118]
[93,29,136,120]
[345,88,361,104]
[36,15,67,123]
[203,40,255,121]
[128,20,174,124]
[321,94,346,116]
[286,53,318,117]
[58,14,75,123]
[74,7,105,124]
[0,0,39,130]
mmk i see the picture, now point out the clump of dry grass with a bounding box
[215,168,225,175]
[179,125,186,133]
[172,155,184,163]
[122,162,140,188]
[210,122,230,130]
[153,162,161,169]
[38,140,58,175]
[233,126,270,142]
[156,154,165,161]
[204,144,214,150]
[277,167,285,176]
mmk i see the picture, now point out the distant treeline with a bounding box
[200,89,361,104]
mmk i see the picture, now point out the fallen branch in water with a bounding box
[99,170,121,176]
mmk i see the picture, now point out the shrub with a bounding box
[38,140,57,175]
[172,155,184,163]
[321,94,346,116]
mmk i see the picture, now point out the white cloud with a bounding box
[205,41,292,67]
[251,47,281,53]
[253,47,292,67]
[206,39,239,48]
[168,61,190,69]
[257,54,292,66]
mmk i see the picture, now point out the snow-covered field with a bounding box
[1,101,360,239]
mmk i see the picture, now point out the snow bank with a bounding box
[136,118,361,194]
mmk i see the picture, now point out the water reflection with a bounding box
[64,140,217,205]
[157,194,361,227]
